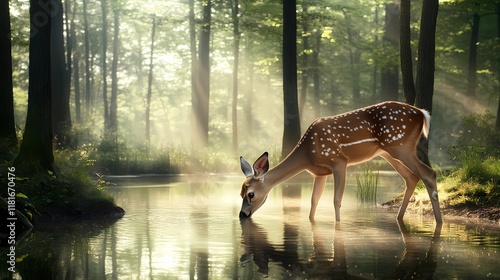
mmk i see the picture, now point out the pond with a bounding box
[2,174,500,279]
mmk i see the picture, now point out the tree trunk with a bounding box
[415,0,439,166]
[71,4,81,124]
[372,6,379,97]
[146,17,156,143]
[381,3,399,101]
[400,0,416,105]
[312,30,321,117]
[244,36,254,137]
[109,11,119,134]
[188,0,198,150]
[0,0,17,148]
[496,3,500,131]
[51,0,71,148]
[231,0,240,152]
[101,0,109,130]
[15,0,55,173]
[344,10,361,101]
[282,0,301,159]
[466,11,480,97]
[83,0,91,121]
[299,4,309,119]
[195,0,211,148]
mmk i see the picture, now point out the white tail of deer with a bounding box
[239,101,442,224]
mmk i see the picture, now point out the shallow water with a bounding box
[2,175,500,279]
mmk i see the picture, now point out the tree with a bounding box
[381,3,399,101]
[496,2,500,131]
[83,0,92,120]
[312,30,321,117]
[0,0,17,149]
[415,0,439,166]
[400,0,416,105]
[51,0,71,148]
[146,17,156,143]
[101,0,109,129]
[109,10,119,133]
[343,9,361,101]
[282,0,301,159]
[192,0,211,149]
[231,0,240,152]
[299,3,310,118]
[15,0,55,173]
[466,8,480,97]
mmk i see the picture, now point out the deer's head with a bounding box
[239,152,270,219]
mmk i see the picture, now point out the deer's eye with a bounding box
[248,192,255,199]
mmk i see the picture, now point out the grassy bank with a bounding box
[0,148,124,227]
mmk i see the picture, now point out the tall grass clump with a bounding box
[442,112,500,208]
[355,164,379,203]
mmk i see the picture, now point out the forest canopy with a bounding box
[4,0,500,174]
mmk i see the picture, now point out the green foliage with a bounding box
[90,141,242,175]
[449,111,500,165]
[439,158,500,208]
[355,164,379,204]
[436,112,500,209]
[0,147,120,219]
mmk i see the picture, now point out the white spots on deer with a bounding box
[296,101,424,161]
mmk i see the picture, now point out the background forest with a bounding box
[2,0,500,175]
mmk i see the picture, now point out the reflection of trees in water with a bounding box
[240,218,442,279]
[7,218,119,280]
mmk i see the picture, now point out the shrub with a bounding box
[449,111,500,164]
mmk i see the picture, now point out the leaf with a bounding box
[16,193,28,199]
[16,254,29,263]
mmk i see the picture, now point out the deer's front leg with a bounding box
[332,163,347,221]
[309,175,328,220]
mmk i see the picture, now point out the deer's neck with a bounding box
[264,148,308,190]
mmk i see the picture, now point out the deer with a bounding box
[239,101,442,224]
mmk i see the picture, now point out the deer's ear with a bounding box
[240,156,254,177]
[253,152,269,178]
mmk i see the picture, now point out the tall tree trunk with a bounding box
[101,0,109,130]
[109,11,119,133]
[51,0,71,148]
[188,0,199,149]
[231,0,240,152]
[282,0,301,159]
[381,3,399,101]
[372,5,379,97]
[344,10,361,101]
[400,0,416,105]
[195,0,211,148]
[0,0,17,148]
[244,36,254,137]
[496,3,500,131]
[312,30,321,117]
[146,17,156,143]
[15,0,55,173]
[71,4,81,124]
[415,0,439,166]
[466,11,480,97]
[299,4,309,119]
[83,0,91,120]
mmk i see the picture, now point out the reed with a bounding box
[355,165,379,204]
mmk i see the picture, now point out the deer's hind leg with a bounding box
[379,152,419,221]
[383,148,442,224]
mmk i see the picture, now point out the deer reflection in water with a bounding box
[240,219,442,279]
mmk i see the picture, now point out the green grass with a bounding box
[409,158,500,209]
[0,147,123,221]
[355,165,379,204]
